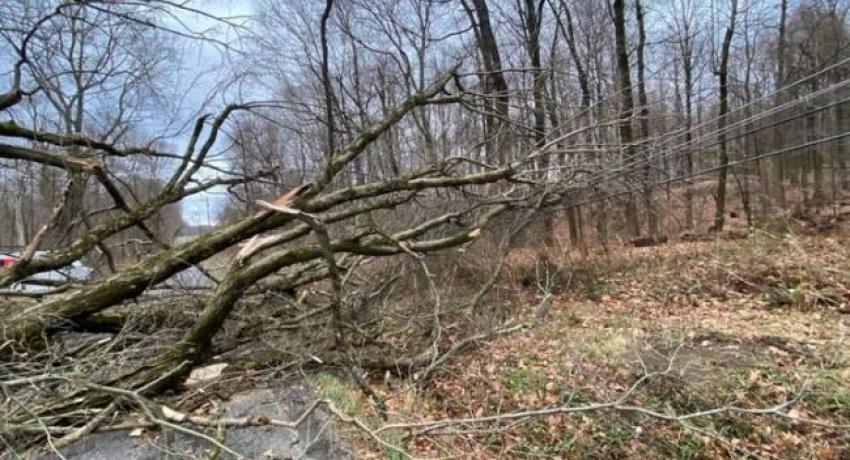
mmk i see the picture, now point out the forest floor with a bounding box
[339,224,850,459]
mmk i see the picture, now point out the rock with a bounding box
[44,385,353,460]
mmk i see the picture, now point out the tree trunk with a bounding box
[567,206,580,248]
[837,100,850,190]
[463,0,510,165]
[596,198,609,253]
[612,0,641,238]
[682,40,695,229]
[12,185,28,247]
[551,0,591,251]
[522,0,553,248]
[634,0,658,240]
[772,0,789,209]
[713,0,738,232]
[809,90,826,207]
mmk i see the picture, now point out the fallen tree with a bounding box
[0,6,573,449]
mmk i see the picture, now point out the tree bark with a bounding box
[772,0,789,208]
[522,0,554,248]
[463,0,511,164]
[713,0,737,232]
[634,0,658,240]
[612,0,641,238]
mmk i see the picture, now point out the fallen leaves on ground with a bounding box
[352,229,850,459]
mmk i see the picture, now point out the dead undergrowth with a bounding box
[341,226,850,459]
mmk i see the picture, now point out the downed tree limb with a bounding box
[0,174,255,289]
[0,142,102,172]
[0,69,462,349]
[123,204,509,391]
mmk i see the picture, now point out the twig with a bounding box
[52,401,119,449]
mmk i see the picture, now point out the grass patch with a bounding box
[561,310,582,327]
[311,373,415,459]
[808,371,850,422]
[652,432,710,459]
[309,372,361,416]
[504,367,546,396]
[580,330,631,362]
[583,280,615,300]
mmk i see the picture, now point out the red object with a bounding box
[1,256,16,267]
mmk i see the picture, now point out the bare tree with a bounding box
[712,0,738,231]
[635,0,659,240]
[462,0,512,164]
[612,0,642,238]
[665,0,701,229]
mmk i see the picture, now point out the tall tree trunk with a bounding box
[550,0,590,253]
[552,0,591,109]
[612,0,641,238]
[56,9,89,247]
[463,0,511,165]
[772,0,789,209]
[809,82,826,207]
[713,0,738,232]
[742,14,763,222]
[634,0,658,240]
[681,34,695,229]
[596,197,609,253]
[522,0,553,249]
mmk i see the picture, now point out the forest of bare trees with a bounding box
[1,0,849,457]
